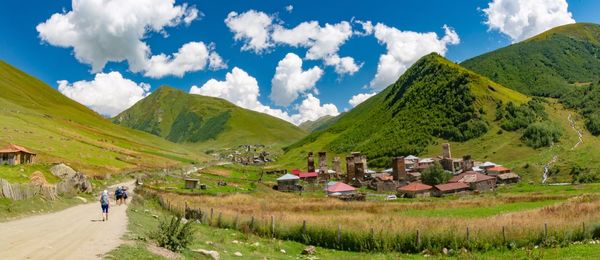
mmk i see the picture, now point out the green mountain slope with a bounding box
[461,23,600,97]
[283,53,529,167]
[0,60,203,176]
[298,115,341,133]
[113,86,306,148]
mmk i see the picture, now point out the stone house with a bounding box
[397,182,432,198]
[0,144,36,165]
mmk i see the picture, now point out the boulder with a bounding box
[50,163,77,179]
[193,249,220,260]
[302,245,316,255]
[51,163,92,193]
[233,252,243,257]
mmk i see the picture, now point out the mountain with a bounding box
[282,53,529,167]
[113,86,306,148]
[461,23,600,97]
[0,60,202,176]
[298,115,341,133]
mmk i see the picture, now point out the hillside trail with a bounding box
[0,180,135,260]
[542,114,583,184]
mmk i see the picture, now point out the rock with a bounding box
[51,163,93,193]
[152,215,159,219]
[251,242,260,247]
[74,196,87,203]
[193,249,220,260]
[206,241,215,246]
[144,209,150,213]
[232,240,239,244]
[50,163,77,179]
[302,246,316,255]
[233,252,243,257]
[280,249,286,254]
[442,248,448,255]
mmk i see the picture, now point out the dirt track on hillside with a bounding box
[0,181,134,260]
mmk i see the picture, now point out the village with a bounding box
[274,143,520,199]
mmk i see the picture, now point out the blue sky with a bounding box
[1,0,599,124]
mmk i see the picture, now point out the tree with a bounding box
[421,162,452,186]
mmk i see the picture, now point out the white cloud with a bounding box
[270,53,323,106]
[272,20,361,75]
[290,94,339,125]
[483,0,575,42]
[285,5,294,13]
[58,72,151,117]
[348,92,377,107]
[36,0,223,77]
[189,67,291,121]
[369,23,460,90]
[144,42,226,78]
[225,10,274,53]
[190,67,337,125]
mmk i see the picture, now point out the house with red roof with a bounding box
[0,144,36,165]
[486,166,511,175]
[397,182,432,198]
[326,182,357,196]
[291,169,318,182]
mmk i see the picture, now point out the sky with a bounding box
[1,0,599,125]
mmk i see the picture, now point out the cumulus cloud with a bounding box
[483,0,575,42]
[290,94,339,125]
[369,23,460,90]
[37,0,224,77]
[348,92,377,107]
[270,53,324,106]
[272,21,361,75]
[285,5,294,13]
[58,72,151,117]
[225,10,274,53]
[144,42,226,78]
[190,67,337,125]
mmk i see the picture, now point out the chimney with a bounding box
[307,152,315,172]
[442,143,452,159]
[345,156,355,183]
[318,152,327,174]
[392,157,406,181]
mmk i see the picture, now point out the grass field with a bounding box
[110,188,600,259]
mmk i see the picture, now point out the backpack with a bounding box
[101,194,109,205]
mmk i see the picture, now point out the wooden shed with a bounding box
[0,144,36,166]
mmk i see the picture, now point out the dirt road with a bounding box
[0,181,134,260]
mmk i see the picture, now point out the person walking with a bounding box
[115,186,123,205]
[100,190,110,221]
[122,187,128,205]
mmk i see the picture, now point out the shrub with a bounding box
[421,163,452,185]
[521,122,562,148]
[151,216,195,252]
[591,224,600,240]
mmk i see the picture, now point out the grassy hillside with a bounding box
[461,23,600,97]
[0,60,203,177]
[282,53,530,168]
[113,86,306,149]
[297,114,341,133]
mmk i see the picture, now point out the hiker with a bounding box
[122,187,129,205]
[100,190,110,221]
[115,186,123,205]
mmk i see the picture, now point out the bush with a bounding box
[521,122,562,148]
[592,224,600,240]
[151,216,195,252]
[421,163,452,185]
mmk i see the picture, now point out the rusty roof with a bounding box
[0,144,35,154]
[434,182,469,192]
[487,166,510,172]
[449,171,495,183]
[398,182,432,192]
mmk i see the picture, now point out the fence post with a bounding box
[302,220,307,237]
[502,226,506,244]
[416,229,421,248]
[210,208,214,224]
[544,223,548,239]
[271,215,275,237]
[250,216,255,232]
[337,224,342,245]
[466,226,470,242]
